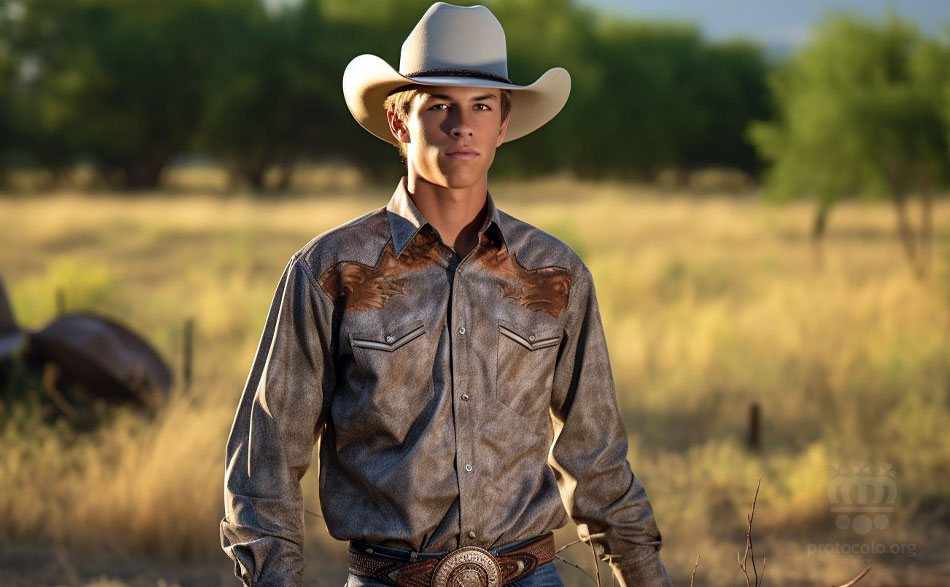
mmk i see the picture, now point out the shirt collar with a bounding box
[386,177,506,256]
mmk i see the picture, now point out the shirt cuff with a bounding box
[611,550,673,587]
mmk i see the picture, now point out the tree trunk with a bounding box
[242,164,266,191]
[276,160,295,192]
[94,160,125,190]
[123,144,169,189]
[236,150,280,192]
[811,199,832,272]
[226,165,242,192]
[893,190,925,280]
[123,159,165,189]
[918,186,933,279]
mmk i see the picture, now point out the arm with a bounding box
[220,256,335,586]
[549,267,672,587]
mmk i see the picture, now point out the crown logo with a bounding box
[827,462,897,534]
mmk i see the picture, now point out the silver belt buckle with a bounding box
[431,546,501,587]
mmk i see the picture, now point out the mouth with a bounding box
[445,148,479,161]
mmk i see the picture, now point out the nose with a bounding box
[448,110,474,138]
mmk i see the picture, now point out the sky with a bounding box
[581,0,949,47]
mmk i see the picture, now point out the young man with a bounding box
[221,3,672,586]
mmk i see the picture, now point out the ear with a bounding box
[387,109,412,145]
[495,113,510,147]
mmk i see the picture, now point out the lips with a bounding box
[445,147,479,160]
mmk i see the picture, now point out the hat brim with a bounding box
[343,54,570,145]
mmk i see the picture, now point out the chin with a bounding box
[441,165,491,188]
[443,173,479,188]
[412,157,490,190]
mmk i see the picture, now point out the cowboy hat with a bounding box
[342,2,571,145]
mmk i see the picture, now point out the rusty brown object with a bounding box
[1,276,173,407]
[27,313,172,404]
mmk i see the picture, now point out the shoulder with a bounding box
[291,206,390,279]
[496,209,589,280]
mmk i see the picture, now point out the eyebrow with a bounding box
[428,93,498,102]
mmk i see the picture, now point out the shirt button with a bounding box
[464,464,473,472]
[461,393,469,401]
[468,531,476,539]
[458,326,466,335]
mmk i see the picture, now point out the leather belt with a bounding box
[348,533,555,587]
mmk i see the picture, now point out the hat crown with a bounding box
[399,3,508,79]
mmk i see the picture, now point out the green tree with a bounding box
[321,0,769,180]
[194,0,301,191]
[3,0,773,189]
[495,1,768,179]
[750,14,950,277]
[12,0,231,189]
[0,24,17,185]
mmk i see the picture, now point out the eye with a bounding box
[429,103,449,111]
[474,103,491,111]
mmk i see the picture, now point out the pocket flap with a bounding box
[499,323,561,351]
[351,321,425,351]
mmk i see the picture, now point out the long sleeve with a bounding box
[549,267,672,587]
[220,256,336,586]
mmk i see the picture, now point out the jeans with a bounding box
[345,561,564,587]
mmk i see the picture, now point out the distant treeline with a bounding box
[0,0,776,189]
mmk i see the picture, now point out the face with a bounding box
[388,85,510,191]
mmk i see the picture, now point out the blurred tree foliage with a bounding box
[1,0,768,189]
[3,0,230,187]
[0,28,17,186]
[749,14,950,278]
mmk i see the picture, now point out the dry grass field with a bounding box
[1,175,948,586]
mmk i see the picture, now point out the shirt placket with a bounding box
[449,251,479,547]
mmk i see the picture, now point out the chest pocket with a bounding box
[351,321,425,351]
[495,321,562,418]
[347,320,432,438]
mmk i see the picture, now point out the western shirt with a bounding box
[220,178,672,586]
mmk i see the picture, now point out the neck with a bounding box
[407,174,489,258]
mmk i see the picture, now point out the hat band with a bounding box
[404,68,512,85]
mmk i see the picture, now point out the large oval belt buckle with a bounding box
[431,547,501,587]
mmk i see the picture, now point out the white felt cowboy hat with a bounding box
[342,2,571,145]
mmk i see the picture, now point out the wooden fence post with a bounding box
[183,318,194,391]
[748,402,761,451]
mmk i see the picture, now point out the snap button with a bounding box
[461,393,469,401]
[464,464,473,472]
[385,335,394,344]
[458,326,466,335]
[528,335,536,341]
[468,531,476,539]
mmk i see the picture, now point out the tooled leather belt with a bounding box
[348,532,556,587]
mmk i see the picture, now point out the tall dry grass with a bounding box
[1,180,948,585]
